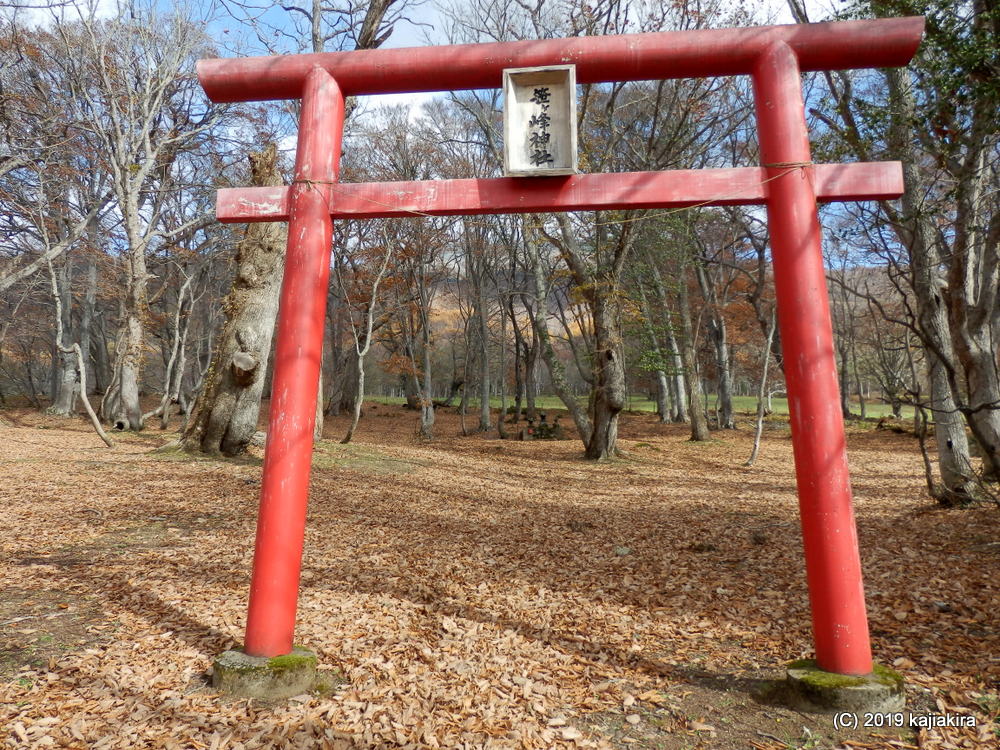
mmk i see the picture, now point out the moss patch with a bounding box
[784,659,905,713]
[786,659,903,690]
[266,649,318,674]
[215,646,316,674]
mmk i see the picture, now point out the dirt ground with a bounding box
[1,403,998,749]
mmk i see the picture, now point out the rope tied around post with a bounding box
[762,160,814,169]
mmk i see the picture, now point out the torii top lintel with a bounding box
[197,17,924,103]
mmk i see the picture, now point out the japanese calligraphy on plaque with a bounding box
[502,65,577,177]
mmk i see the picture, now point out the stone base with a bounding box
[784,659,905,713]
[212,647,318,700]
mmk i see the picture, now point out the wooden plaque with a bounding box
[502,65,578,177]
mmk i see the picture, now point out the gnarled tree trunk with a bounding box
[887,68,976,502]
[585,289,626,459]
[182,145,285,456]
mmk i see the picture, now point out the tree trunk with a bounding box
[46,260,113,448]
[49,257,78,416]
[182,145,286,456]
[637,282,670,423]
[649,263,688,422]
[341,347,366,444]
[115,304,146,431]
[654,370,671,422]
[477,282,491,432]
[525,224,592,444]
[314,366,324,440]
[838,338,852,419]
[852,338,866,421]
[147,270,194,430]
[957,343,1000,480]
[524,314,539,422]
[325,284,345,416]
[584,289,626,459]
[92,317,112,396]
[677,266,710,441]
[338,345,361,414]
[887,68,975,502]
[947,151,1000,479]
[79,254,97,395]
[708,313,733,428]
[746,309,777,467]
[510,298,524,422]
[165,310,190,429]
[100,217,148,432]
[665,323,687,422]
[497,301,508,439]
[695,262,734,429]
[927,355,976,499]
[905,332,922,433]
[401,341,421,409]
[419,325,435,439]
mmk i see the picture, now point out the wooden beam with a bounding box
[216,162,904,223]
[197,18,924,103]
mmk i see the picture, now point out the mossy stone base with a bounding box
[212,647,317,700]
[785,659,904,713]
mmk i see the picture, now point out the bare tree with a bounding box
[46,6,222,430]
[746,308,777,466]
[0,16,113,414]
[338,228,393,443]
[46,260,112,447]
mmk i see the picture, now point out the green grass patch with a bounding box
[367,394,915,420]
[312,441,428,475]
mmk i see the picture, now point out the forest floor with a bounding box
[1,403,997,750]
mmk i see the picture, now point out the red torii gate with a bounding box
[197,16,924,678]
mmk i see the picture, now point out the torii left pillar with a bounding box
[211,67,343,700]
[247,68,344,658]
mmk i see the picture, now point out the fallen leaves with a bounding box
[0,407,997,749]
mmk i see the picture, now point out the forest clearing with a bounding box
[1,405,997,749]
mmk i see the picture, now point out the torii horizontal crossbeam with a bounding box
[216,162,903,223]
[197,17,924,102]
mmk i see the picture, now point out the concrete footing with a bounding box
[784,659,905,713]
[212,646,318,700]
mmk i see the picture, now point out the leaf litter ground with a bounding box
[1,405,998,749]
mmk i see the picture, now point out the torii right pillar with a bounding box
[754,41,905,710]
